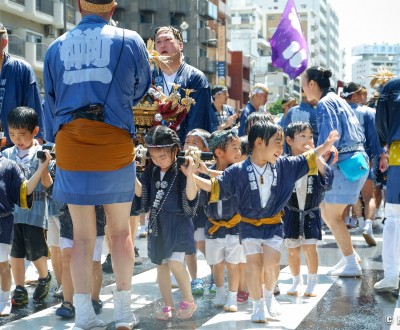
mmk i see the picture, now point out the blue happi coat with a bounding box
[137,163,197,264]
[283,166,333,240]
[209,153,317,240]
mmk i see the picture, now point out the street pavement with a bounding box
[1,218,399,330]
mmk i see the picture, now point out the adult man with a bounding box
[238,83,269,136]
[374,77,400,292]
[0,23,44,148]
[153,26,217,141]
[43,1,151,329]
[211,85,237,131]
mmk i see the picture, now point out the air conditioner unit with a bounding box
[44,25,55,38]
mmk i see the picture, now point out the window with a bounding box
[140,11,153,24]
[26,31,42,43]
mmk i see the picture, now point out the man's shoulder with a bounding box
[4,54,33,71]
[182,63,207,80]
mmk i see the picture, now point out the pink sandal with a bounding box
[156,306,174,320]
[175,301,197,320]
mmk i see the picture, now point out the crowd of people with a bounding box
[0,0,399,329]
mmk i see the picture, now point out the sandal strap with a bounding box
[179,300,194,309]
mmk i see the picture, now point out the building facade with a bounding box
[352,43,400,96]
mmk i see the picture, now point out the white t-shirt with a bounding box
[162,72,177,96]
[252,163,273,208]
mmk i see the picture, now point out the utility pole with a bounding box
[63,0,67,33]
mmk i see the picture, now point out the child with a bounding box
[284,122,334,297]
[183,128,211,296]
[191,121,338,323]
[2,107,53,306]
[200,129,245,312]
[55,205,105,320]
[0,147,51,315]
[135,126,198,320]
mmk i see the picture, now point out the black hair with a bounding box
[248,121,283,153]
[186,128,211,149]
[240,136,249,156]
[305,66,332,89]
[208,129,240,156]
[245,111,274,135]
[285,122,313,140]
[341,82,362,100]
[144,126,181,155]
[154,26,183,43]
[7,106,38,132]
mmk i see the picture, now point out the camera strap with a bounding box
[102,28,125,108]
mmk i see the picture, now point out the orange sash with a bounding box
[56,119,134,171]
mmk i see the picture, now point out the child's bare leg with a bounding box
[226,263,239,292]
[10,258,25,287]
[303,244,318,274]
[245,253,263,300]
[157,263,174,307]
[169,260,193,303]
[185,254,197,281]
[0,261,11,291]
[238,263,247,292]
[61,248,73,303]
[262,245,281,317]
[92,261,102,301]
[288,246,301,276]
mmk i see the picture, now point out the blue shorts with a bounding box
[53,162,136,205]
[324,152,369,205]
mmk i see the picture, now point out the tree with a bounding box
[268,98,283,115]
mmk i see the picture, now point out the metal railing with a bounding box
[8,35,25,57]
[36,43,49,62]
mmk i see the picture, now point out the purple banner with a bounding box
[270,0,309,79]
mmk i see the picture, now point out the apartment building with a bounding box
[352,43,400,96]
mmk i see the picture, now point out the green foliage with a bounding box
[268,98,283,115]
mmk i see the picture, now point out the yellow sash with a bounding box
[389,141,400,166]
[208,213,241,235]
[241,211,283,227]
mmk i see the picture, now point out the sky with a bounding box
[327,0,400,79]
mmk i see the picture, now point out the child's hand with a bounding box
[197,159,209,175]
[325,130,339,147]
[39,150,52,168]
[180,156,195,177]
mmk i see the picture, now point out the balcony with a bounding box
[199,28,217,47]
[8,34,25,58]
[218,0,231,19]
[36,0,53,16]
[169,0,190,14]
[8,37,47,71]
[10,0,24,4]
[138,0,157,12]
[198,56,216,74]
[198,0,218,20]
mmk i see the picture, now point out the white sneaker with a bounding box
[251,300,266,323]
[265,295,281,317]
[223,292,238,312]
[362,220,376,246]
[329,262,362,277]
[0,291,11,316]
[374,277,399,292]
[213,290,226,307]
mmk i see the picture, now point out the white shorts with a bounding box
[242,236,283,256]
[285,237,318,249]
[205,235,246,265]
[47,216,61,247]
[161,252,185,265]
[61,236,104,262]
[0,243,11,263]
[194,227,205,242]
